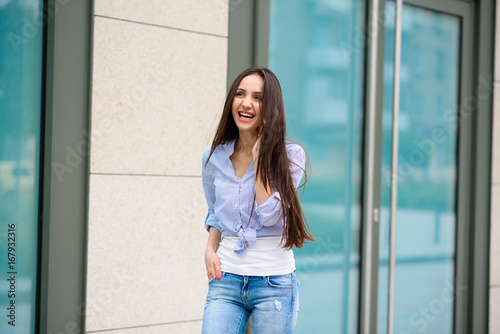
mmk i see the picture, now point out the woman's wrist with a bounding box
[206,226,221,253]
[205,245,217,254]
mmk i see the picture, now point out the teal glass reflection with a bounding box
[269,0,365,332]
[0,1,44,332]
[378,3,459,333]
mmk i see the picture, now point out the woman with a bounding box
[201,66,314,334]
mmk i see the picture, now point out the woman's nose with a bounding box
[241,98,252,108]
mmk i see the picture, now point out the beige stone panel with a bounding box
[86,320,202,334]
[493,83,500,184]
[94,0,229,37]
[91,17,226,176]
[491,185,500,286]
[86,174,209,332]
[496,2,500,82]
[491,287,500,333]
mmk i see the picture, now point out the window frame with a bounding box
[38,0,92,332]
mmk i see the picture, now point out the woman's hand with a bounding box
[253,117,273,205]
[252,117,265,161]
[205,248,221,281]
[252,136,261,161]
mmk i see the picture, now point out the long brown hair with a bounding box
[206,66,315,249]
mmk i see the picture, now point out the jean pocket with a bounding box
[208,272,225,284]
[266,274,293,289]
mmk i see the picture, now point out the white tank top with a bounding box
[217,236,296,276]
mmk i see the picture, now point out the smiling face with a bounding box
[231,74,264,135]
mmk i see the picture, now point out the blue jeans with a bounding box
[202,271,299,334]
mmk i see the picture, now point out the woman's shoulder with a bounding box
[202,145,212,159]
[285,141,306,159]
[202,141,233,165]
[202,146,212,165]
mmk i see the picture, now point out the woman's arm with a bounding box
[202,148,223,232]
[205,226,222,280]
[254,160,274,206]
[253,135,274,205]
[253,143,306,226]
[202,148,222,280]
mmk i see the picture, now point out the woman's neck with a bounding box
[235,131,257,156]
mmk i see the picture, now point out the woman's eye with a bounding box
[236,92,244,97]
[254,96,262,101]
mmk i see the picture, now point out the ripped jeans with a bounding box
[202,271,299,334]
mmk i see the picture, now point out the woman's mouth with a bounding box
[238,111,255,121]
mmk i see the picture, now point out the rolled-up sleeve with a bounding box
[202,148,223,232]
[255,144,306,227]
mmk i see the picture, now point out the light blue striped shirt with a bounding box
[202,140,305,256]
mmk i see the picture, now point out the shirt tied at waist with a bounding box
[234,226,257,256]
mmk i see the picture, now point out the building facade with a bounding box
[0,0,498,333]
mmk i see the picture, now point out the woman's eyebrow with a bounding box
[237,88,263,95]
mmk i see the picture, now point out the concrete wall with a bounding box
[85,1,228,332]
[490,2,500,333]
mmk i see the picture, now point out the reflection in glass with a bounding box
[0,1,44,333]
[378,3,459,333]
[269,0,365,332]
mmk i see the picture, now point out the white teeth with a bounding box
[239,112,254,118]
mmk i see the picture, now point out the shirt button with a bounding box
[234,204,237,208]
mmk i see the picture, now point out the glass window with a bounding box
[269,0,366,332]
[0,1,45,332]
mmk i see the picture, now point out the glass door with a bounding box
[269,0,366,332]
[376,1,472,333]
